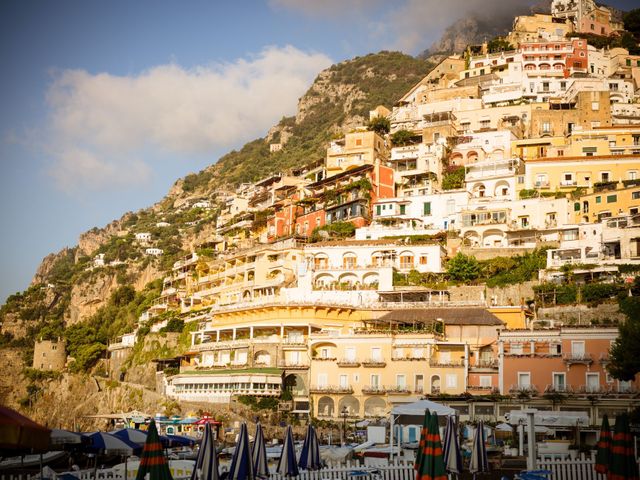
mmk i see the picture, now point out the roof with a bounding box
[377,308,503,326]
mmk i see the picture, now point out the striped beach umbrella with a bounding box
[416,412,447,480]
[298,424,322,471]
[442,415,462,477]
[469,421,489,479]
[609,413,639,480]
[414,409,431,473]
[252,422,269,479]
[277,425,299,477]
[135,420,174,480]
[191,422,218,480]
[595,414,612,475]
[228,423,255,480]
[113,428,149,446]
[87,432,140,455]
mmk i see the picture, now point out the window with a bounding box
[399,254,414,269]
[511,343,524,355]
[371,347,382,361]
[633,191,640,200]
[591,102,599,111]
[479,376,492,388]
[542,121,551,133]
[423,202,431,215]
[396,374,406,388]
[321,348,329,359]
[571,341,585,358]
[552,372,566,391]
[446,374,458,388]
[339,375,349,388]
[628,171,638,180]
[518,372,531,388]
[606,194,617,203]
[345,347,356,361]
[317,373,328,387]
[419,255,428,265]
[355,139,362,146]
[596,196,602,204]
[376,205,381,215]
[586,373,600,392]
[370,374,380,387]
[399,204,406,215]
[601,172,610,182]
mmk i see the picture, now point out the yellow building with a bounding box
[524,154,640,192]
[326,130,389,177]
[507,14,573,46]
[572,183,640,223]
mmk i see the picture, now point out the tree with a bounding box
[608,317,640,381]
[446,253,481,283]
[367,116,390,135]
[624,8,640,42]
[487,37,514,54]
[442,166,465,190]
[391,129,414,146]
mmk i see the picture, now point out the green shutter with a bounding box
[606,194,617,203]
[423,202,431,215]
[400,204,406,215]
[596,196,602,204]
[376,205,381,215]
[574,202,580,212]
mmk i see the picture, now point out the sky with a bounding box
[0,0,637,302]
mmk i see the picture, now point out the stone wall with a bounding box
[537,302,625,325]
[447,281,537,305]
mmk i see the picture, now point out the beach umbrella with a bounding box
[86,432,140,454]
[276,425,299,477]
[253,422,269,479]
[191,422,218,480]
[166,434,197,447]
[442,415,462,477]
[415,412,447,480]
[0,406,51,452]
[113,428,149,446]
[414,409,431,474]
[50,429,87,446]
[228,423,255,480]
[135,420,174,480]
[469,421,489,479]
[595,414,612,475]
[609,413,639,480]
[298,424,322,471]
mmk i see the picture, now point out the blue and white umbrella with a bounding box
[191,423,218,480]
[298,424,322,471]
[112,428,149,446]
[166,434,197,448]
[86,432,140,454]
[469,421,489,479]
[252,423,269,479]
[276,426,299,477]
[228,423,255,480]
[442,415,463,477]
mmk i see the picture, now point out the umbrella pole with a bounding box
[39,453,43,480]
[124,455,128,480]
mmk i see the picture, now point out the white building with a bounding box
[156,222,171,228]
[145,248,163,256]
[135,232,152,243]
[192,200,211,209]
[356,190,468,240]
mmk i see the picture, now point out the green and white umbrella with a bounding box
[135,420,174,480]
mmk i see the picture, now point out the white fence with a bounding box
[269,460,414,480]
[537,452,640,480]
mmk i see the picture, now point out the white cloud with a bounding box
[44,45,332,191]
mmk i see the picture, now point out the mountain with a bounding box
[0,50,434,421]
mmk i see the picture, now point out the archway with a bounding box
[483,229,506,247]
[254,350,271,366]
[430,375,441,395]
[338,396,360,417]
[317,396,335,417]
[284,373,307,396]
[364,397,387,417]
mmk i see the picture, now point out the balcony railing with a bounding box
[392,355,427,361]
[312,356,337,362]
[472,359,499,369]
[509,384,539,395]
[385,385,411,395]
[278,361,310,369]
[362,359,387,367]
[309,385,353,394]
[563,353,593,365]
[337,359,361,367]
[362,385,386,395]
[429,360,465,368]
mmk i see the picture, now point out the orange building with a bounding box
[498,327,638,396]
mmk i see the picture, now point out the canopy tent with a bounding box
[389,400,456,456]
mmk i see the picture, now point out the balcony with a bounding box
[467,385,498,393]
[472,359,499,369]
[385,385,411,395]
[278,361,310,370]
[312,356,337,362]
[544,384,573,394]
[429,359,465,368]
[309,385,353,394]
[563,353,593,365]
[337,359,361,367]
[362,385,386,395]
[599,354,610,365]
[392,355,427,361]
[509,384,539,395]
[362,359,387,367]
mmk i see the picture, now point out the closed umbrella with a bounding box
[253,423,269,479]
[469,421,489,479]
[135,420,174,480]
[277,425,299,477]
[0,406,51,452]
[191,422,218,480]
[228,423,255,480]
[609,413,639,480]
[298,424,322,471]
[595,414,612,475]
[414,409,431,474]
[442,415,462,477]
[415,412,447,480]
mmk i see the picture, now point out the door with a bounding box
[415,374,424,393]
[345,347,356,361]
[586,373,599,392]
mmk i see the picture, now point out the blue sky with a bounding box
[0,0,637,302]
